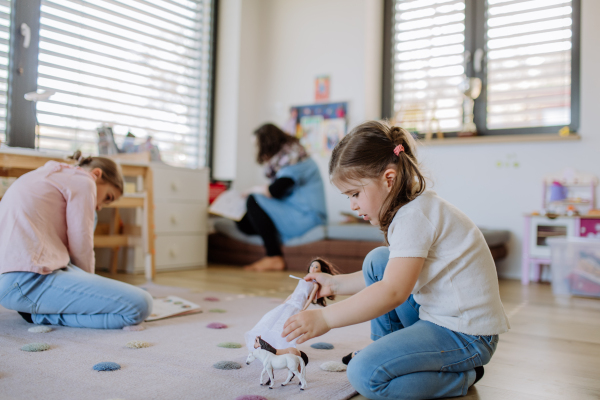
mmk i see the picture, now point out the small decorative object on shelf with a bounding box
[558,126,571,137]
[97,124,120,155]
[137,136,162,162]
[457,76,482,137]
[424,104,444,141]
[549,181,567,203]
[97,125,162,162]
[542,168,597,216]
[122,131,137,153]
[566,205,579,217]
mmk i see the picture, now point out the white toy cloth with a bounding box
[245,279,314,351]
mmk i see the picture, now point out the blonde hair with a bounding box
[329,120,426,243]
[67,150,124,194]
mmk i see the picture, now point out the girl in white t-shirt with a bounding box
[282,121,509,400]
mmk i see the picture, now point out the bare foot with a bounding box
[243,256,285,272]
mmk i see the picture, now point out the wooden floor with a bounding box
[101,266,600,400]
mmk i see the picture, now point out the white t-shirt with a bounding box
[388,190,510,335]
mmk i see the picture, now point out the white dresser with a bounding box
[151,163,209,271]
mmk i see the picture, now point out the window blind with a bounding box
[392,0,466,134]
[486,0,573,130]
[36,0,213,168]
[0,0,10,144]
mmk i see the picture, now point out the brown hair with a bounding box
[329,120,426,243]
[254,123,300,164]
[307,258,340,307]
[67,150,124,194]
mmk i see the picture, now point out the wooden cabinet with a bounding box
[151,163,209,271]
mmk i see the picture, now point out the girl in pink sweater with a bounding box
[0,151,152,329]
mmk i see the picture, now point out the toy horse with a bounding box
[246,348,307,390]
[254,336,309,368]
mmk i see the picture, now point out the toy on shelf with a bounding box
[542,168,597,216]
[523,168,600,285]
[97,125,162,162]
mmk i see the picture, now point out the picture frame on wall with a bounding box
[285,101,348,156]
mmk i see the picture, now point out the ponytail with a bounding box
[67,150,124,195]
[67,150,93,167]
[379,126,426,241]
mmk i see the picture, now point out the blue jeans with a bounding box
[346,247,499,400]
[0,265,152,329]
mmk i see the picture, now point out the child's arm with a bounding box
[65,178,97,273]
[303,270,366,298]
[283,257,424,344]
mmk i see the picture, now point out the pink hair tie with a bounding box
[393,144,404,156]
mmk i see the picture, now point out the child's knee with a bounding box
[348,356,412,400]
[125,288,153,325]
[362,246,390,283]
[347,357,376,398]
[346,359,365,394]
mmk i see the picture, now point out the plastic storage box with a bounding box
[548,237,600,298]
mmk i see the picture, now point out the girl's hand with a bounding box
[282,309,331,344]
[303,272,336,299]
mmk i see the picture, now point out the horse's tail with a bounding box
[299,351,309,366]
[299,353,306,381]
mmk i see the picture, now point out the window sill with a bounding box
[419,133,581,147]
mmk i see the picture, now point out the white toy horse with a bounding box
[246,348,307,390]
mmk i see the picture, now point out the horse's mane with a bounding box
[258,337,277,355]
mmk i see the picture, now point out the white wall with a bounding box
[212,0,242,180]
[213,0,600,280]
[212,0,268,185]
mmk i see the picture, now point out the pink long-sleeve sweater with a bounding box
[0,161,96,274]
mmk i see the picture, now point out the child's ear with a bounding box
[383,168,397,189]
[89,168,103,181]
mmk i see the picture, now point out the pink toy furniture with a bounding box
[522,169,599,285]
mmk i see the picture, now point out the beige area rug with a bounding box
[0,283,372,400]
